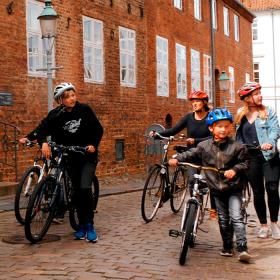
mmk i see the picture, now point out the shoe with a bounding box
[52,217,64,224]
[86,223,98,243]
[220,249,233,257]
[270,223,280,240]
[74,225,86,240]
[257,226,270,239]
[238,251,252,262]
[209,209,217,219]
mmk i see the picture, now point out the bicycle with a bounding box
[14,140,49,225]
[169,162,222,265]
[24,141,99,243]
[141,132,188,223]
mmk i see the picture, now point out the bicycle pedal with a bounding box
[169,229,181,237]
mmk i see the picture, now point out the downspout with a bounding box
[210,0,216,108]
[271,9,277,113]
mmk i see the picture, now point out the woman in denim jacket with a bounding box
[236,82,280,240]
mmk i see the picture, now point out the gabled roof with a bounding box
[240,0,280,11]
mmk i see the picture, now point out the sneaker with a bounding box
[86,223,98,243]
[209,209,217,219]
[52,217,64,224]
[238,251,252,263]
[220,249,233,257]
[270,223,280,240]
[257,226,270,239]
[74,225,86,240]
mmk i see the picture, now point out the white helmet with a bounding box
[53,82,75,100]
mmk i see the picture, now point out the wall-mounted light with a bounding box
[110,30,114,40]
[139,6,144,18]
[110,0,113,7]
[127,3,131,14]
[6,1,14,15]
[66,17,71,28]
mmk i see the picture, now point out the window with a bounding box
[245,73,250,83]
[203,54,213,103]
[27,0,47,76]
[234,15,239,42]
[176,43,187,99]
[191,49,200,91]
[174,0,182,10]
[252,19,258,41]
[212,0,217,29]
[228,66,235,103]
[223,6,229,36]
[156,36,169,96]
[83,17,104,83]
[119,27,136,87]
[194,0,201,20]
[253,63,260,83]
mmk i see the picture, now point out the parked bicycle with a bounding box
[14,140,49,225]
[24,141,99,243]
[141,132,188,223]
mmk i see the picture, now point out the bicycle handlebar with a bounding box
[48,141,87,154]
[178,162,224,174]
[151,131,185,142]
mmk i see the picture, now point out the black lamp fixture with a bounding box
[6,1,14,15]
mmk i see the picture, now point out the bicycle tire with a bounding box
[24,176,59,243]
[170,167,188,213]
[141,165,163,223]
[14,166,41,225]
[179,202,197,265]
[69,175,99,231]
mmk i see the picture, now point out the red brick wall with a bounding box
[0,0,253,181]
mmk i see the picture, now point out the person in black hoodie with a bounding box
[19,82,103,242]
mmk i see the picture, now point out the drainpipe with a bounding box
[210,0,216,108]
[271,9,277,114]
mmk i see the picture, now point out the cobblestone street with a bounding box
[0,190,280,280]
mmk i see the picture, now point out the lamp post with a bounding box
[37,0,58,112]
[218,71,230,108]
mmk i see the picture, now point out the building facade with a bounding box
[0,0,254,181]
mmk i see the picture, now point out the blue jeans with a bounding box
[214,191,247,252]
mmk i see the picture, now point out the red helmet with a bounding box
[237,82,261,100]
[189,90,208,101]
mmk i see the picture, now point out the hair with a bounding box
[235,97,267,125]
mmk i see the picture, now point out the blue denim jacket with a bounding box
[236,106,280,161]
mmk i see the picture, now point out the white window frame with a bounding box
[203,54,213,103]
[27,0,47,77]
[245,73,250,83]
[228,66,235,103]
[234,14,240,42]
[212,0,217,30]
[194,0,201,20]
[119,27,136,87]
[252,19,258,41]
[253,62,260,83]
[176,43,187,99]
[156,36,169,97]
[83,16,104,83]
[223,6,229,36]
[191,49,200,91]
[174,0,182,10]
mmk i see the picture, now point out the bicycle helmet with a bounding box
[189,90,208,101]
[237,82,261,100]
[206,108,233,126]
[53,82,75,100]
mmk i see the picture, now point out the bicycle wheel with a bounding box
[24,176,59,243]
[69,175,99,231]
[141,165,164,223]
[14,166,41,225]
[179,202,197,265]
[170,167,188,213]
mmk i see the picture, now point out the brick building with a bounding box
[0,0,254,182]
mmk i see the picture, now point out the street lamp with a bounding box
[218,71,230,108]
[37,0,58,112]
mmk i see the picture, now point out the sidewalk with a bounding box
[0,173,146,212]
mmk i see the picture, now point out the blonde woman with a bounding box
[236,82,280,239]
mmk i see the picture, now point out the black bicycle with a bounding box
[141,133,188,223]
[14,140,49,225]
[24,141,99,243]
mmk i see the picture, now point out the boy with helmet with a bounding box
[236,82,280,240]
[169,108,252,262]
[19,82,103,242]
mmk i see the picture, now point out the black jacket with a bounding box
[175,137,249,193]
[27,102,103,162]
